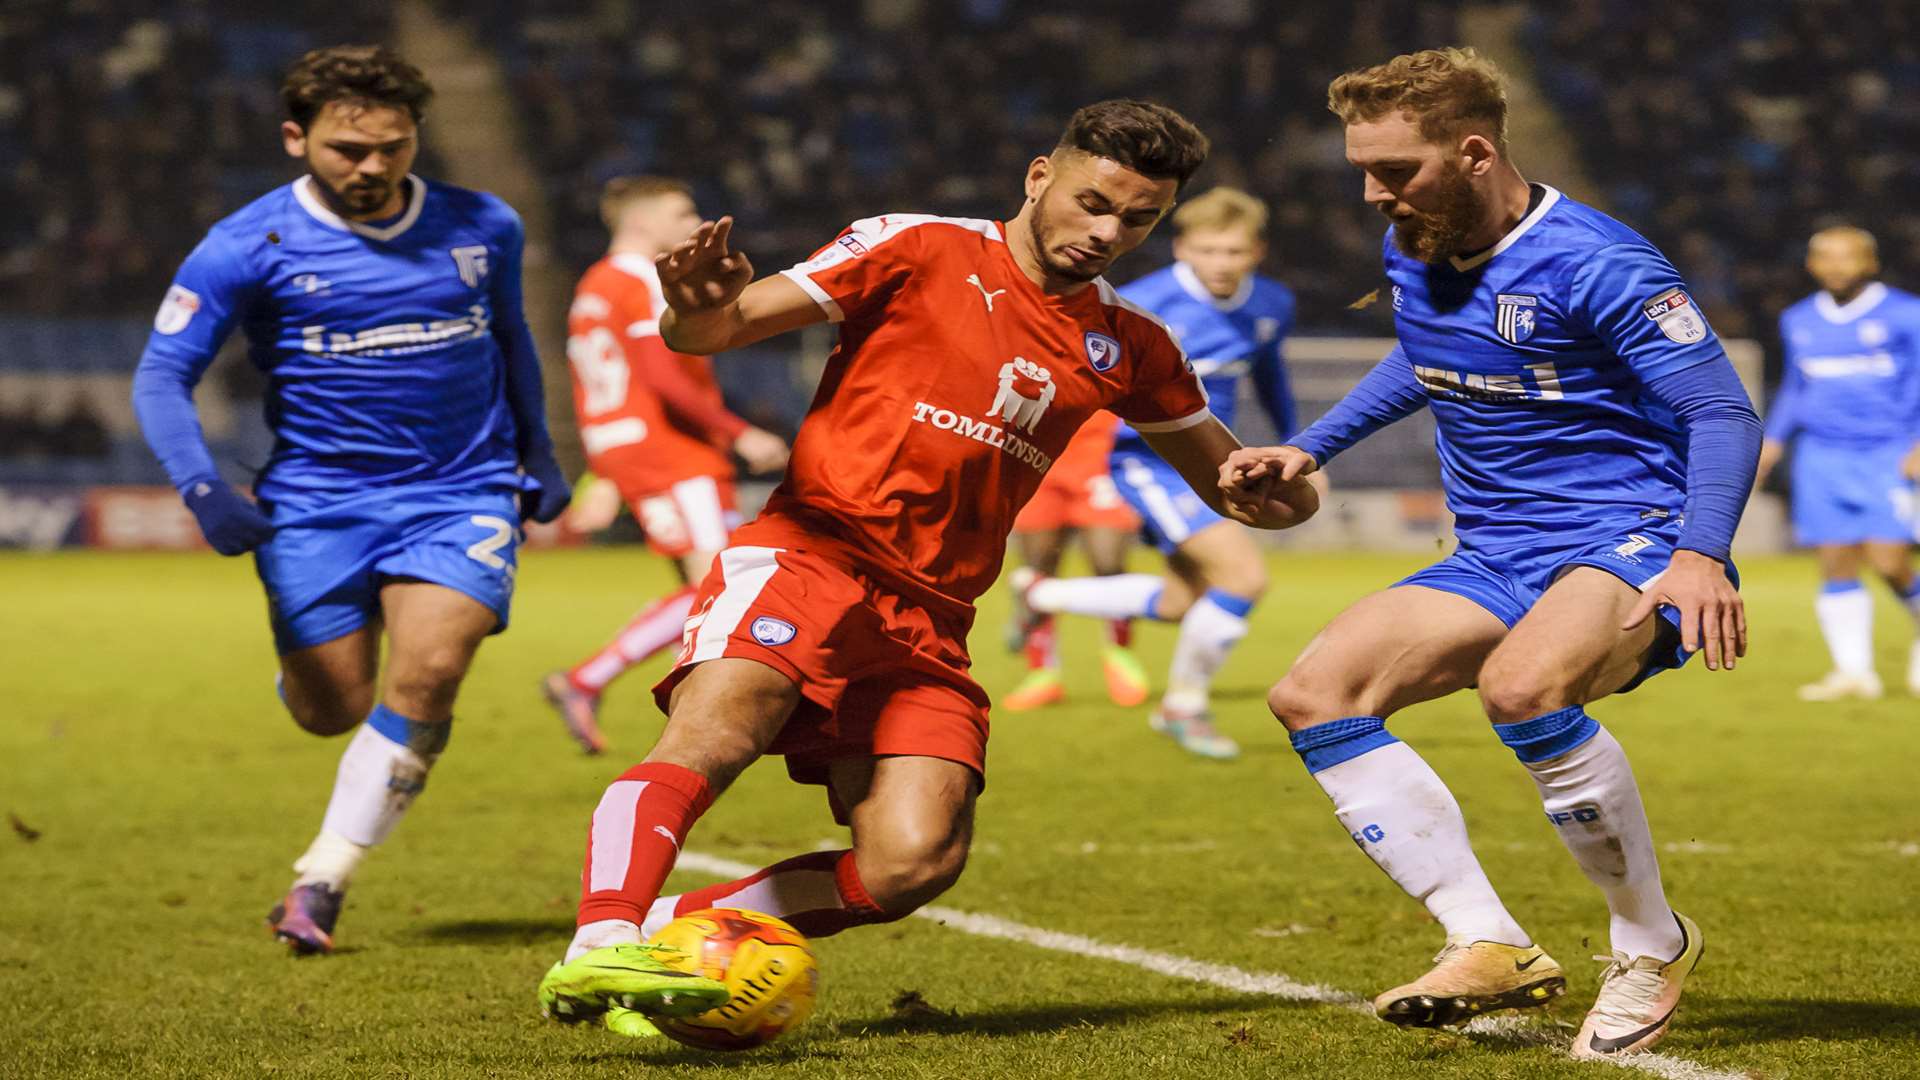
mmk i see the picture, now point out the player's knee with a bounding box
[1476,657,1572,726]
[1267,674,1351,733]
[856,823,970,913]
[386,647,472,709]
[283,680,370,736]
[289,700,364,737]
[1210,559,1268,602]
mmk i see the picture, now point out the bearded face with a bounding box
[1026,183,1110,283]
[1387,159,1482,263]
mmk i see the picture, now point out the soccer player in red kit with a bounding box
[535,101,1318,1032]
[542,177,789,753]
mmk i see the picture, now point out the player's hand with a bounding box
[520,450,573,524]
[1902,441,1920,482]
[1755,439,1785,487]
[657,217,755,315]
[1622,549,1746,671]
[183,479,274,556]
[564,473,622,534]
[1218,445,1320,529]
[732,426,790,474]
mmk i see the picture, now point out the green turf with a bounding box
[3,549,1918,1078]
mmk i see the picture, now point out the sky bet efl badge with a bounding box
[1642,287,1707,344]
[1084,330,1120,372]
[1495,293,1537,343]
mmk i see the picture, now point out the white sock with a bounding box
[1029,573,1166,621]
[1815,582,1874,676]
[292,828,368,890]
[566,918,642,963]
[1496,707,1681,961]
[1163,590,1252,714]
[1292,718,1530,945]
[310,707,447,874]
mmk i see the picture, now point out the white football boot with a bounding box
[1796,669,1884,702]
[1570,912,1704,1059]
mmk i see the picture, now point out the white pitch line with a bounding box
[672,851,1746,1080]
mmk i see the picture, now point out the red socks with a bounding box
[663,848,897,939]
[577,762,713,926]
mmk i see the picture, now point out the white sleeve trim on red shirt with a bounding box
[781,213,1003,324]
[1128,407,1215,434]
[779,266,845,323]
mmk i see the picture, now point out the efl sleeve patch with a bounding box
[153,284,202,335]
[1640,287,1707,344]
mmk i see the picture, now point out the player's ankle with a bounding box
[566,918,642,963]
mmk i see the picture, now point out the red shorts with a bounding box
[652,539,991,802]
[1013,468,1139,533]
[613,474,739,559]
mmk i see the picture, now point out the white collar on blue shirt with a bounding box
[1814,281,1888,324]
[1171,260,1255,312]
[1447,184,1562,272]
[294,174,427,241]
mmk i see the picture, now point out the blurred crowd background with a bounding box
[0,0,1908,490]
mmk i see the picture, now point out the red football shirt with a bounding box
[739,214,1209,610]
[567,254,741,494]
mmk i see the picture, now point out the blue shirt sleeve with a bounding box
[1290,346,1428,465]
[130,230,257,493]
[1762,312,1804,444]
[486,204,555,458]
[1639,356,1763,563]
[1570,242,1723,382]
[1250,291,1297,438]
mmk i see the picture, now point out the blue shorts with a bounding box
[1790,437,1915,546]
[1396,515,1739,694]
[254,487,521,654]
[1110,447,1229,554]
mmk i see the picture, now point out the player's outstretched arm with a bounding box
[659,218,828,355]
[1142,416,1318,530]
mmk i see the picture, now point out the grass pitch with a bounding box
[3,547,1918,1078]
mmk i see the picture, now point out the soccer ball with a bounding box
[644,908,820,1050]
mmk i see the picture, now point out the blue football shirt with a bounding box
[1113,262,1297,446]
[136,174,533,503]
[1384,184,1732,553]
[1768,282,1920,446]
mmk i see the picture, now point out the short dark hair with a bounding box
[1055,99,1210,189]
[600,175,693,230]
[282,45,433,131]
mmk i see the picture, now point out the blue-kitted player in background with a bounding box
[1013,186,1297,760]
[131,45,569,955]
[1756,226,1920,701]
[1222,49,1760,1060]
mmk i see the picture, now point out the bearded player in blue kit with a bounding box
[131,46,569,954]
[1222,49,1760,1058]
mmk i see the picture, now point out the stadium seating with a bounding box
[457,0,1456,331]
[1524,1,1920,342]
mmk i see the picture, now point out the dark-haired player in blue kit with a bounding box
[1756,226,1920,701]
[1015,186,1297,760]
[131,46,569,955]
[1222,50,1760,1059]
